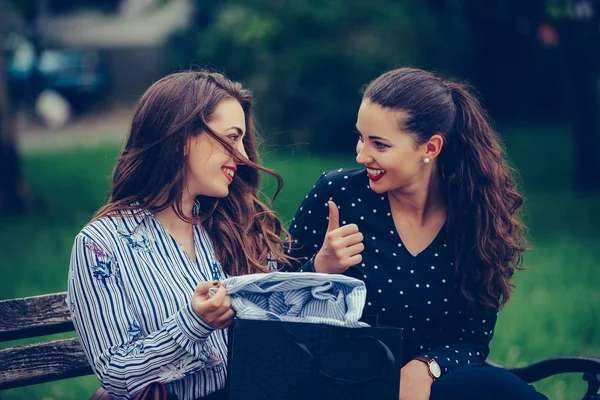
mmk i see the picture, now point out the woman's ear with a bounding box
[184,138,190,157]
[425,134,444,160]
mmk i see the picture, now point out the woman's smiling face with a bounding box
[185,98,248,198]
[355,99,430,194]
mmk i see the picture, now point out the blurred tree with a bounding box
[545,0,600,190]
[0,0,121,213]
[0,45,32,212]
[165,0,469,155]
[457,0,553,117]
[165,0,598,190]
[455,0,600,190]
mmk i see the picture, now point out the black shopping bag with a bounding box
[226,319,403,400]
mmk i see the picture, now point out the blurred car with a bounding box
[5,34,111,110]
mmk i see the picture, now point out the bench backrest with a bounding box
[0,292,93,390]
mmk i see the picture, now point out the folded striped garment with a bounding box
[209,272,369,328]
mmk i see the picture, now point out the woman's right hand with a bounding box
[191,281,235,329]
[313,201,364,274]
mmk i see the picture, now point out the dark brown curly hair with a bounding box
[363,68,528,311]
[92,70,292,275]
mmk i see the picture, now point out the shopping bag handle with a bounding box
[284,326,396,384]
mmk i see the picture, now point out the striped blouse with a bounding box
[213,272,369,327]
[67,205,232,400]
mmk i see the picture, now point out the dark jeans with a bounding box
[202,389,227,400]
[202,368,547,400]
[430,366,549,400]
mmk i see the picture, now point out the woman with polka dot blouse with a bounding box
[288,68,547,400]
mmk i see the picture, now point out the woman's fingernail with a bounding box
[213,281,219,286]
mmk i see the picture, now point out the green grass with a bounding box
[1,125,599,399]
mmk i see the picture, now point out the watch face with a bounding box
[430,360,442,378]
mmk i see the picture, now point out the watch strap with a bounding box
[414,356,439,381]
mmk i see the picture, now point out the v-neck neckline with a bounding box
[382,192,447,259]
[150,213,199,266]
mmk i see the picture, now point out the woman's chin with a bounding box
[216,188,230,198]
[368,181,387,194]
[199,186,230,198]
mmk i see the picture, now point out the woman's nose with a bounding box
[236,141,248,164]
[355,142,371,164]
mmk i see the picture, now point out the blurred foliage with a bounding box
[7,0,121,17]
[163,0,600,189]
[163,0,583,154]
[165,0,472,153]
[0,0,124,215]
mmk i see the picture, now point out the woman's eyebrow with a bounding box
[355,126,389,141]
[368,135,389,141]
[225,126,245,135]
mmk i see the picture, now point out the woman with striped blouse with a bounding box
[67,71,293,399]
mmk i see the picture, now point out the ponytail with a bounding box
[363,68,527,311]
[442,82,527,310]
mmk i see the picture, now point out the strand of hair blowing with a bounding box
[442,82,527,311]
[90,71,293,276]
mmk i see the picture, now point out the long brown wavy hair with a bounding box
[363,68,528,310]
[92,70,292,275]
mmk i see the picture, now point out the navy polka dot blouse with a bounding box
[288,168,498,375]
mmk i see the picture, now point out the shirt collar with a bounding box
[121,198,203,231]
[111,203,152,235]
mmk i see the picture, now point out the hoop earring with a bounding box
[423,157,430,164]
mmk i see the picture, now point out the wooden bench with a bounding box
[1,292,599,399]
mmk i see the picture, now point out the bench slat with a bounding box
[0,292,74,342]
[0,337,93,389]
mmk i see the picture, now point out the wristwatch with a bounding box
[414,356,442,381]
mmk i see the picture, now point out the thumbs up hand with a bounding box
[313,201,364,274]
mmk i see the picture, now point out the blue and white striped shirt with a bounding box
[67,207,231,399]
[211,272,369,328]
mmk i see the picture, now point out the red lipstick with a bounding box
[222,166,236,183]
[366,168,386,182]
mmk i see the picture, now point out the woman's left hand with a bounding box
[399,360,433,400]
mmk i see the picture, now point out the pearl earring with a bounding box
[423,157,430,164]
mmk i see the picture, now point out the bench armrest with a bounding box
[486,356,600,400]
